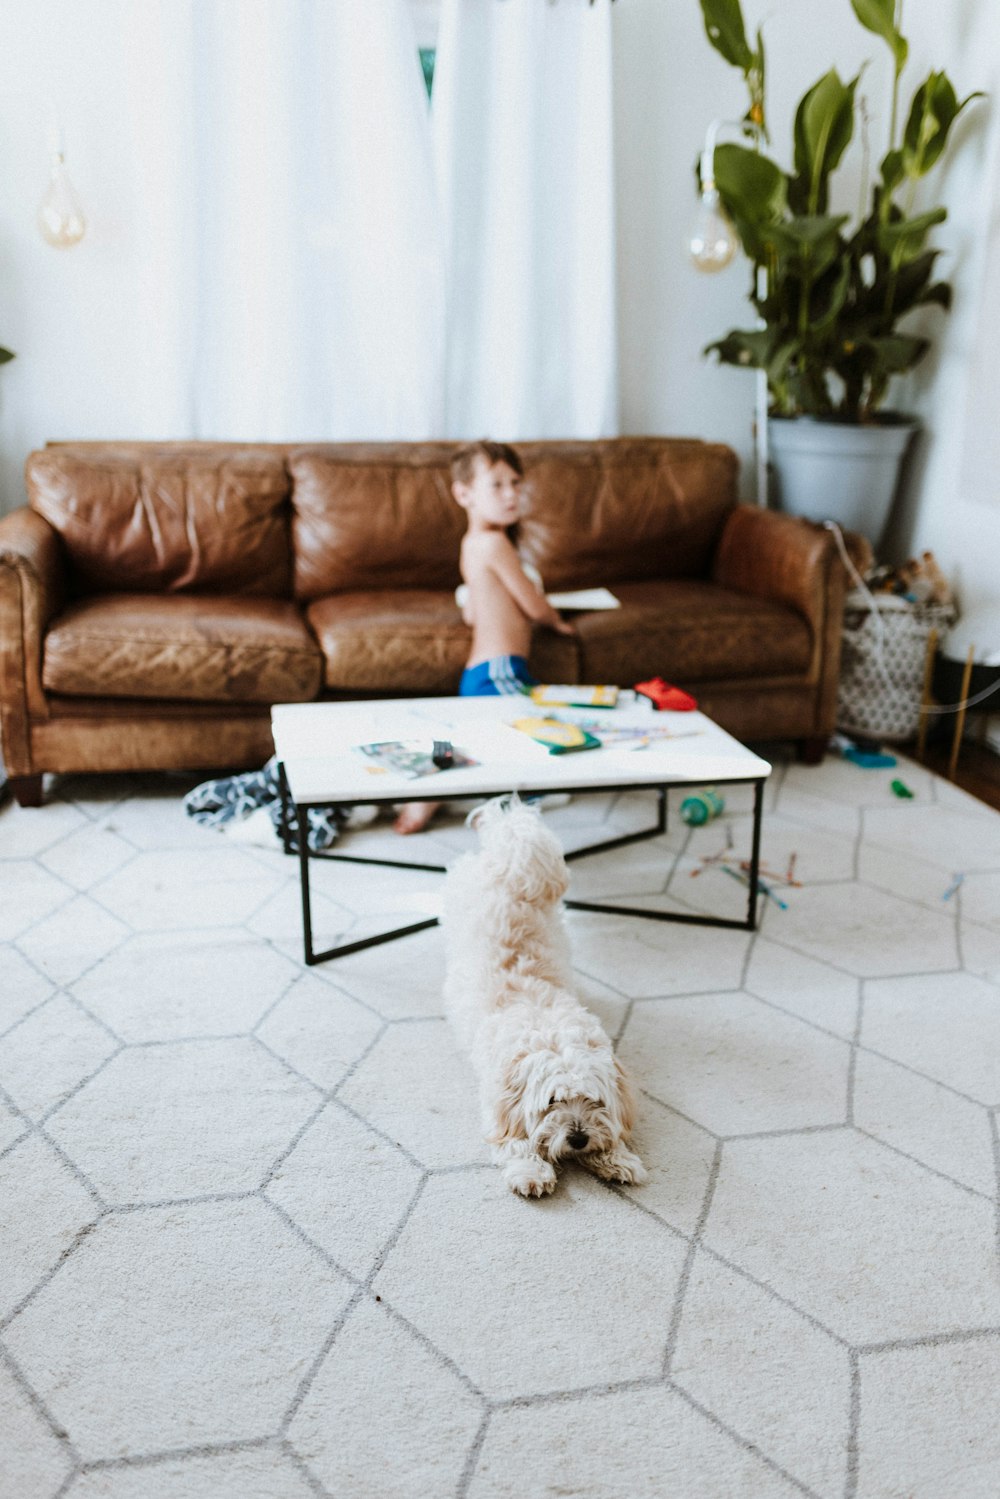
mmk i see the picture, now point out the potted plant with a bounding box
[696,0,982,543]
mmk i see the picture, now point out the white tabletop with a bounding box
[272,695,771,805]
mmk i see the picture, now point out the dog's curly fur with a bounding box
[442,797,648,1198]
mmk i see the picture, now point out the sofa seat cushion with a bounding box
[308,591,467,692]
[42,594,323,704]
[307,591,579,693]
[574,579,813,685]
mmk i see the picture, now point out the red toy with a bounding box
[634,678,698,712]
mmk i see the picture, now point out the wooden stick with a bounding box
[915,626,938,763]
[947,643,976,782]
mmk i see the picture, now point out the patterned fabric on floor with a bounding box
[183,756,344,852]
[1,751,1000,1498]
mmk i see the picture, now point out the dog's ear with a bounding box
[466,795,509,834]
[529,840,570,903]
[487,1055,529,1145]
[614,1055,636,1138]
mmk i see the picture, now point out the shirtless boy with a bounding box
[394,439,574,834]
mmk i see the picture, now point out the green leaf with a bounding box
[714,143,786,221]
[878,205,947,260]
[770,214,850,248]
[916,281,952,311]
[810,258,852,331]
[903,73,984,178]
[705,328,771,369]
[766,339,800,383]
[786,366,836,417]
[889,247,940,307]
[792,70,860,214]
[769,214,849,279]
[0,347,14,365]
[698,0,754,71]
[860,333,930,373]
[849,0,908,73]
[880,148,905,195]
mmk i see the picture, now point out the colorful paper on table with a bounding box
[551,717,704,747]
[530,684,619,709]
[511,717,602,755]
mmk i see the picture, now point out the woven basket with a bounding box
[837,592,957,743]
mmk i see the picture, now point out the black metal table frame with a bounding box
[277,766,767,967]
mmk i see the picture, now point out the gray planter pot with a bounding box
[768,416,917,546]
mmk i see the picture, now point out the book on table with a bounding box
[530,684,619,709]
[511,717,602,755]
[354,741,478,778]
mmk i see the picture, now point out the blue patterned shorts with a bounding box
[459,655,537,696]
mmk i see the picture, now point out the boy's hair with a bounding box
[450,439,524,486]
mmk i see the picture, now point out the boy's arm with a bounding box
[485,536,576,634]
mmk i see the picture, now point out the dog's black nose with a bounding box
[567,1130,589,1151]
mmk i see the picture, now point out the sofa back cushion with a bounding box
[515,439,739,590]
[289,438,738,600]
[290,445,463,602]
[26,444,292,596]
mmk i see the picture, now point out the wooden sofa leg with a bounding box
[796,737,828,766]
[9,774,44,807]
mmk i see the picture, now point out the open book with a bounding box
[354,741,478,778]
[455,584,620,613]
[546,588,620,611]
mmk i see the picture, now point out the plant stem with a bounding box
[891,0,903,144]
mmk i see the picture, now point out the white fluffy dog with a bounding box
[442,796,648,1198]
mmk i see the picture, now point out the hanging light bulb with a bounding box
[38,125,86,249]
[688,125,740,273]
[688,182,738,273]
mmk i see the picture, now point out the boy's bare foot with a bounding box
[394,801,440,835]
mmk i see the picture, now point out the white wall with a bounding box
[613,0,883,496]
[612,0,1000,626]
[0,1,144,512]
[880,0,1000,629]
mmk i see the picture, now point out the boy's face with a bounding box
[453,459,523,529]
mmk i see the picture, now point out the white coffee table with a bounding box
[271,695,771,965]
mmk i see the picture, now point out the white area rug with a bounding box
[2,751,1000,1499]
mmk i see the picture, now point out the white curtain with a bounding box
[0,0,618,514]
[432,0,619,439]
[0,0,444,513]
[181,0,445,440]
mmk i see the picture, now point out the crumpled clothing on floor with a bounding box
[184,756,343,852]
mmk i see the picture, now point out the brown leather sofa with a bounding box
[0,437,847,806]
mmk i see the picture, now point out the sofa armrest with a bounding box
[712,505,850,745]
[711,506,842,629]
[0,508,67,771]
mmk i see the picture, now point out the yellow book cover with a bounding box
[530,684,619,709]
[511,717,602,755]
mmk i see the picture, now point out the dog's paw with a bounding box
[587,1148,649,1186]
[505,1158,558,1198]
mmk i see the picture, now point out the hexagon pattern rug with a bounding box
[2,750,1000,1498]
